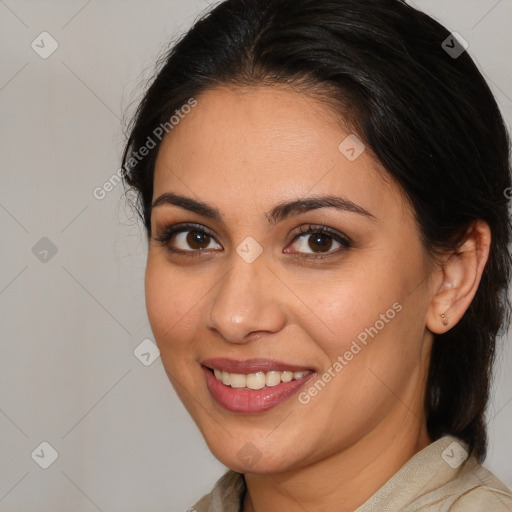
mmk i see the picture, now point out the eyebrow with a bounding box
[152,192,222,221]
[151,192,376,224]
[267,195,376,224]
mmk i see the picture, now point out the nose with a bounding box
[206,254,288,344]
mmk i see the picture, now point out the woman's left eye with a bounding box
[285,226,351,258]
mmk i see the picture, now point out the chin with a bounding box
[200,428,311,474]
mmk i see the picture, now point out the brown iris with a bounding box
[308,233,333,252]
[187,230,210,250]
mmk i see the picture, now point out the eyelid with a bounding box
[291,224,350,242]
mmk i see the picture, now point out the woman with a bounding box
[121,0,512,510]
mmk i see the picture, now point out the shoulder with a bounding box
[405,446,512,511]
[447,460,512,511]
[357,436,512,512]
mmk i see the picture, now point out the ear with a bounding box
[426,220,491,334]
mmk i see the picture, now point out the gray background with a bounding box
[0,1,510,511]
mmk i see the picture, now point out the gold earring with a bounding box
[441,312,450,326]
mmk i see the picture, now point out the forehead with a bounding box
[153,85,402,218]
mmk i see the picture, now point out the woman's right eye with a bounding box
[154,224,223,255]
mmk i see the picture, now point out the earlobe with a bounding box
[426,220,491,334]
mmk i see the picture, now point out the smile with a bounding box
[212,368,313,390]
[201,358,316,413]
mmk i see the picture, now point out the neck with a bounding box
[242,412,431,512]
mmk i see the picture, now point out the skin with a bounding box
[145,85,491,511]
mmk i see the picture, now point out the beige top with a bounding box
[189,436,511,511]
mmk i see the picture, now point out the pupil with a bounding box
[187,230,209,249]
[309,233,332,252]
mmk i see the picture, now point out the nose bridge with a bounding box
[207,253,286,343]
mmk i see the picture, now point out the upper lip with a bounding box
[201,358,313,374]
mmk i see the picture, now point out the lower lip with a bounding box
[202,366,315,413]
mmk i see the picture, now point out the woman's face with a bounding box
[146,85,435,473]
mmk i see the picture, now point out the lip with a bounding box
[201,357,313,374]
[202,365,316,413]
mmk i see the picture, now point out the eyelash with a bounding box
[153,222,352,260]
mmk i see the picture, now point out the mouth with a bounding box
[201,358,316,413]
[210,367,313,389]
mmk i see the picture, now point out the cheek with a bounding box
[300,261,400,360]
[299,252,425,417]
[144,256,208,405]
[312,267,427,413]
[144,255,202,352]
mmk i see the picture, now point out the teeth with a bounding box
[246,372,266,390]
[265,371,281,387]
[281,371,293,382]
[212,368,312,389]
[229,373,247,388]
